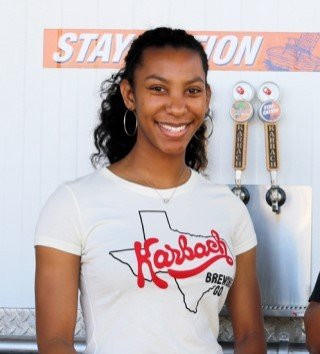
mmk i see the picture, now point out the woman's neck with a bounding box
[109,146,190,189]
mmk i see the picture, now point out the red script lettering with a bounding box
[134,230,234,289]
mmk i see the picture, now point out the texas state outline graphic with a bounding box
[109,210,234,313]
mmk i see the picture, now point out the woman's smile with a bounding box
[156,122,191,138]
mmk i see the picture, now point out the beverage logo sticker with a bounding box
[232,81,255,101]
[259,101,282,123]
[230,101,254,122]
[258,82,280,102]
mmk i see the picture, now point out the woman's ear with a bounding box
[120,79,135,110]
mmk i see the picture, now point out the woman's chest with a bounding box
[80,208,236,305]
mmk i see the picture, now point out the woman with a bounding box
[35,27,266,354]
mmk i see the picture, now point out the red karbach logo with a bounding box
[109,211,235,313]
[134,231,233,289]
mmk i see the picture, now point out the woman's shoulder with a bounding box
[39,168,113,211]
[63,167,111,194]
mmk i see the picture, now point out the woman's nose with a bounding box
[165,94,187,117]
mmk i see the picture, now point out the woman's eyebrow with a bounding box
[145,74,205,84]
[185,77,205,84]
[145,74,169,83]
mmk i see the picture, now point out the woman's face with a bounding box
[121,46,211,157]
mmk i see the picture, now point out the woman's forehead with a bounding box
[135,46,206,79]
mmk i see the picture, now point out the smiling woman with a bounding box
[35,27,266,354]
[118,46,210,165]
[92,27,212,174]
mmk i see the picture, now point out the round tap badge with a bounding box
[232,81,255,101]
[258,82,280,102]
[258,100,282,123]
[230,101,254,122]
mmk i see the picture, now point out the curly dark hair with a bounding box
[91,27,211,171]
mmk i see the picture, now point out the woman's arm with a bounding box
[226,247,266,354]
[35,246,80,354]
[304,301,320,353]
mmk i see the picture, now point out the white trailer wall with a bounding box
[0,0,319,308]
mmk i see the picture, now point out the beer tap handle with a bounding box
[258,81,286,214]
[230,82,254,206]
[231,123,251,205]
[264,123,286,213]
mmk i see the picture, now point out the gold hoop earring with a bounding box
[123,109,137,136]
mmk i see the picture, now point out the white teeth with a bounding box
[159,123,187,132]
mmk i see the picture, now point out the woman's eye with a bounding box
[187,88,201,94]
[150,86,165,92]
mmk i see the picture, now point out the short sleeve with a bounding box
[34,184,83,255]
[309,272,320,302]
[232,201,257,256]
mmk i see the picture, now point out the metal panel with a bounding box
[220,343,308,354]
[0,339,309,353]
[219,316,306,344]
[245,185,312,317]
[0,308,307,345]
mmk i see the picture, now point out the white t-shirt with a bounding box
[35,168,257,354]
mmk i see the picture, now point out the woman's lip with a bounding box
[156,122,190,137]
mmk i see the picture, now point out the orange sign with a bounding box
[43,29,320,71]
